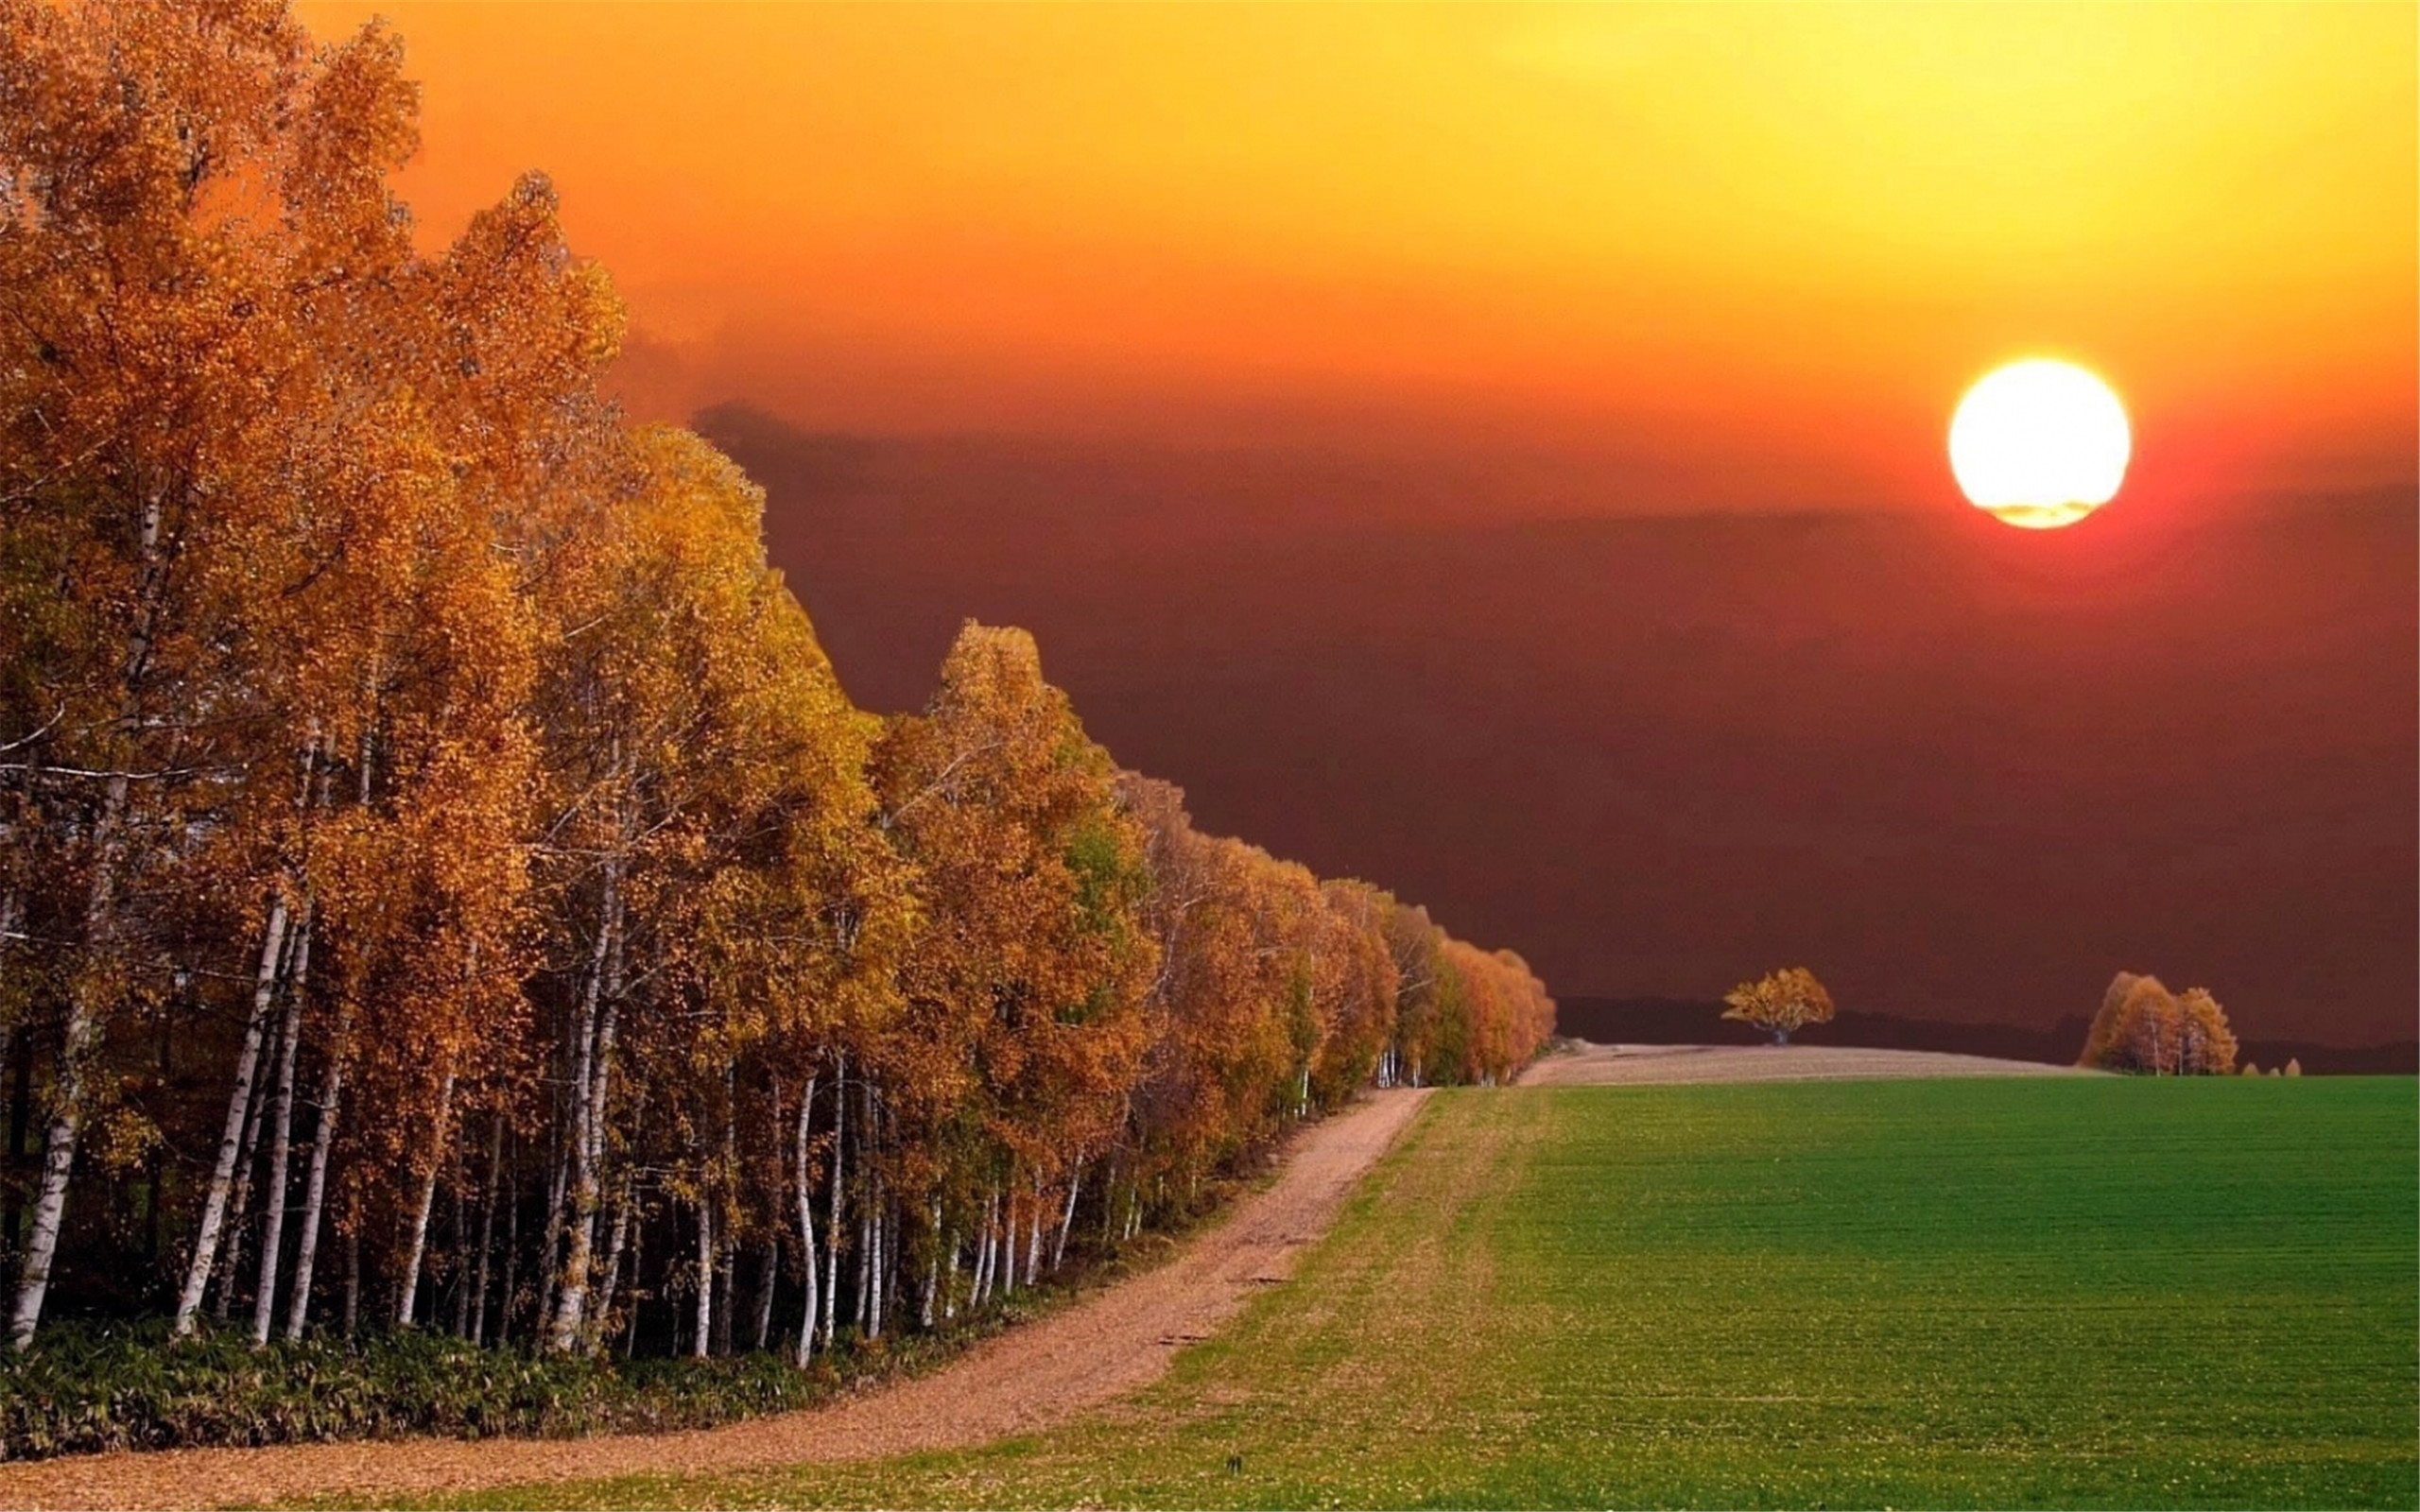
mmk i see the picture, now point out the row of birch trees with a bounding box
[0,0,1553,1355]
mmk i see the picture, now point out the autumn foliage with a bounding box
[1720,968,1836,1045]
[0,1,1552,1358]
[2078,973,2238,1076]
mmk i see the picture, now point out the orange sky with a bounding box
[300,2,2415,515]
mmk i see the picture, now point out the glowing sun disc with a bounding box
[1949,359,2131,529]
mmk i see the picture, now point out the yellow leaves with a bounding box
[92,1103,163,1178]
[1721,967,1836,1040]
[2079,973,2238,1074]
[2,1,1565,1347]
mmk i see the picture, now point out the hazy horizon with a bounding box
[696,404,2416,1050]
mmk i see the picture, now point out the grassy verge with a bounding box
[418,1076,2417,1510]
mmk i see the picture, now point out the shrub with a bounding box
[0,1321,889,1461]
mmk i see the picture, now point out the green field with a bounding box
[428,1077,2419,1510]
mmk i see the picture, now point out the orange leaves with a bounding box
[2078,972,2238,1075]
[1720,967,1836,1045]
[0,0,1563,1349]
[874,625,1153,1184]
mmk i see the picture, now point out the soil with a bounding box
[0,1090,1432,1512]
[1521,1040,2094,1087]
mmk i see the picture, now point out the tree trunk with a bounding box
[283,998,352,1343]
[691,1196,713,1359]
[713,1064,736,1357]
[972,1190,994,1307]
[9,789,129,1346]
[752,1235,777,1353]
[790,1073,820,1365]
[216,1055,271,1324]
[535,1109,567,1335]
[861,1204,880,1335]
[1052,1162,1082,1272]
[920,1200,942,1329]
[10,478,180,1349]
[250,914,312,1345]
[591,1180,632,1354]
[547,856,623,1353]
[819,1053,846,1351]
[394,1068,457,1328]
[1024,1176,1044,1287]
[865,1176,885,1341]
[467,1111,503,1348]
[713,1226,735,1357]
[172,890,291,1337]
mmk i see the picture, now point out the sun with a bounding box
[1948,359,2131,529]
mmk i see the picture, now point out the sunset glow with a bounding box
[0,5,2411,1487]
[293,2,2416,512]
[1949,361,2132,529]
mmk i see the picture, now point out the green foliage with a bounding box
[0,1322,855,1459]
[438,1077,2419,1511]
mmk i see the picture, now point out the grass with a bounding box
[396,1076,2418,1510]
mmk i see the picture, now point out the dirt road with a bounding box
[0,1090,1432,1512]
[1521,1040,2092,1087]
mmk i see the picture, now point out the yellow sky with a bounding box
[301,1,2416,512]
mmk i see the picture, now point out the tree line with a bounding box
[0,1,1553,1357]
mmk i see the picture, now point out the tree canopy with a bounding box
[2078,973,2238,1075]
[0,0,1553,1356]
[1720,968,1835,1045]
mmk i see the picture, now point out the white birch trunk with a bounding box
[1024,1177,1044,1287]
[10,484,153,1351]
[1052,1162,1082,1272]
[172,890,289,1337]
[819,1053,846,1351]
[216,1053,272,1324]
[547,855,623,1353]
[790,1073,820,1365]
[591,1183,632,1353]
[284,998,351,1343]
[393,1068,456,1328]
[920,1199,942,1329]
[971,1189,994,1306]
[860,1205,875,1338]
[691,1195,714,1359]
[865,1207,882,1340]
[250,914,311,1345]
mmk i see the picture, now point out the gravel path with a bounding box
[1521,1040,2093,1087]
[0,1090,1433,1512]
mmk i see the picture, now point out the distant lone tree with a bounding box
[1722,968,1835,1045]
[2078,972,2238,1074]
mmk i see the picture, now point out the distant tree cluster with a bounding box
[2078,973,2238,1075]
[1721,968,1835,1045]
[0,3,1553,1356]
